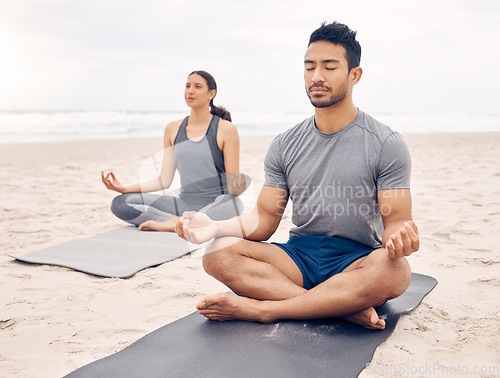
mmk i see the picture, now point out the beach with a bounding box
[1,132,499,377]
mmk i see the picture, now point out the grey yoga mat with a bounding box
[66,273,437,378]
[10,226,198,278]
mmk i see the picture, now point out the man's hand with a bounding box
[175,212,219,244]
[385,221,419,259]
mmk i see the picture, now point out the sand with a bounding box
[1,132,499,377]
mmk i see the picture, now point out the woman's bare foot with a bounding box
[196,293,274,323]
[342,307,386,330]
[138,218,178,232]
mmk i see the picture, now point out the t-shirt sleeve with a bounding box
[376,132,412,190]
[263,135,288,189]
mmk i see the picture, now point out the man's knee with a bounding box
[202,236,244,277]
[370,249,412,299]
[383,255,412,299]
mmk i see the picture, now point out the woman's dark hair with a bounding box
[188,70,232,121]
[308,21,361,71]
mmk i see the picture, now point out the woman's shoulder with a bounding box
[165,118,185,131]
[217,118,239,137]
[163,118,185,145]
[216,118,239,151]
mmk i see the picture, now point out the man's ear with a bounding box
[350,67,363,85]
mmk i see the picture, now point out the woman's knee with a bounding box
[203,195,244,221]
[110,195,125,216]
[110,193,141,220]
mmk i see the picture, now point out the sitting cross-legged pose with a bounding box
[175,22,419,329]
[102,70,249,232]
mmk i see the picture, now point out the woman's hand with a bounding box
[227,172,250,196]
[101,171,127,193]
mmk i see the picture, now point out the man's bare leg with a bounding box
[199,240,411,329]
[201,237,306,300]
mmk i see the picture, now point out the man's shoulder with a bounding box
[353,111,399,144]
[273,115,315,146]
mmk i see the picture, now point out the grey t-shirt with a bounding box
[264,110,411,248]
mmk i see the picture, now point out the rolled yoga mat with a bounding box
[10,226,199,278]
[66,273,437,377]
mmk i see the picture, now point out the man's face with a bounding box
[304,41,351,108]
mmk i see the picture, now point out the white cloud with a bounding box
[0,0,498,113]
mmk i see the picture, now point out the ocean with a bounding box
[0,110,499,143]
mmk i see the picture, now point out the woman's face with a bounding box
[185,73,215,108]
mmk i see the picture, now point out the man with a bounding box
[176,21,419,330]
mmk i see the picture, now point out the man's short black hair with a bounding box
[308,21,361,71]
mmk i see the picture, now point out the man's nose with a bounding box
[312,68,325,83]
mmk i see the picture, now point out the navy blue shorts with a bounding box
[272,235,375,290]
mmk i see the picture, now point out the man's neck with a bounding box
[314,102,359,134]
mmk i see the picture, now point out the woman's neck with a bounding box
[188,106,213,128]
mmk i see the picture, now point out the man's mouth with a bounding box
[309,86,329,94]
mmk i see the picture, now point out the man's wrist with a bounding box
[213,220,224,238]
[212,218,245,239]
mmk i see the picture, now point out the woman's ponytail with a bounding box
[209,101,232,122]
[189,70,232,122]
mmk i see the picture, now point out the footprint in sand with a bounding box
[431,232,455,242]
[136,281,162,290]
[174,292,205,299]
[469,248,492,253]
[0,318,16,330]
[463,257,500,266]
[7,273,32,280]
[468,278,500,287]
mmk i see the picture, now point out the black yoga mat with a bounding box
[66,273,437,377]
[10,226,198,278]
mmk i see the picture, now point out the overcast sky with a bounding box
[0,0,498,114]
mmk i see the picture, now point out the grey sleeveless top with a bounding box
[173,115,228,206]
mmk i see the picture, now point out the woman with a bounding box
[102,70,248,232]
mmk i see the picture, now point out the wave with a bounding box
[0,110,499,143]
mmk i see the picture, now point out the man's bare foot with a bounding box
[197,294,385,330]
[138,218,177,232]
[342,307,385,330]
[196,293,273,323]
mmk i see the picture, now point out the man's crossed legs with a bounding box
[196,236,411,329]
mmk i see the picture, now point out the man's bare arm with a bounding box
[240,185,289,241]
[177,186,288,244]
[378,188,420,258]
